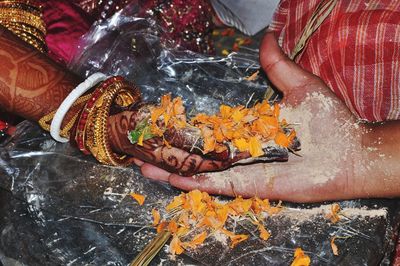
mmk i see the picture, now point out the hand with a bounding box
[137,32,370,202]
[107,103,293,176]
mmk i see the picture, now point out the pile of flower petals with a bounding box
[151,189,283,255]
[149,94,296,157]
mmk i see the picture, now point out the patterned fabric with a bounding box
[270,0,400,122]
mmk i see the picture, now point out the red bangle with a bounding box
[74,76,124,154]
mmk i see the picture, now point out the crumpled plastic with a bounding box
[1,122,399,265]
[1,4,399,265]
[69,4,270,113]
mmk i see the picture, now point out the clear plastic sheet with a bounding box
[1,122,399,265]
[69,4,270,114]
[1,4,399,266]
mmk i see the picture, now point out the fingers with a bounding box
[168,162,354,203]
[141,163,172,182]
[259,32,326,105]
[133,158,144,167]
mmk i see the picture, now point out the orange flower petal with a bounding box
[326,203,341,224]
[231,107,245,122]
[256,100,272,115]
[130,193,145,206]
[172,97,185,115]
[291,248,311,266]
[230,234,249,248]
[168,220,178,233]
[156,221,168,233]
[152,209,161,226]
[190,231,207,246]
[170,236,184,255]
[273,103,280,118]
[274,131,290,147]
[258,224,271,241]
[331,236,339,256]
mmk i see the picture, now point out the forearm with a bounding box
[0,26,81,121]
[355,120,400,198]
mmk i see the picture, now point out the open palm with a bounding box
[138,33,370,202]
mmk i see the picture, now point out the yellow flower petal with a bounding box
[248,136,263,157]
[220,105,232,119]
[233,138,249,152]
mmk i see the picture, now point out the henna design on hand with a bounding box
[107,107,247,176]
[0,27,80,121]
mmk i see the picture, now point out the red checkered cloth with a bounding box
[270,0,400,122]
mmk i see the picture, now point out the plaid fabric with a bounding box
[270,0,400,122]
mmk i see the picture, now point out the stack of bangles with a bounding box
[39,73,141,166]
[0,0,47,53]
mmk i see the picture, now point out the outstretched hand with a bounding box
[116,32,400,203]
[133,32,370,203]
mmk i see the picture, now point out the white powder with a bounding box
[280,91,365,186]
[192,91,373,203]
[275,205,387,223]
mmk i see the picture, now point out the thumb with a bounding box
[259,32,325,105]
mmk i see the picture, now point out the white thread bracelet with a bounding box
[50,72,107,143]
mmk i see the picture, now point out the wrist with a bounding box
[354,121,400,198]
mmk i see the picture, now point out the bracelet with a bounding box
[0,4,42,17]
[74,76,124,154]
[0,10,46,34]
[39,93,92,136]
[84,78,141,166]
[3,26,46,52]
[50,73,107,142]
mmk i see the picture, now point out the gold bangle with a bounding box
[0,4,42,16]
[3,21,46,39]
[4,27,46,52]
[0,0,42,8]
[2,23,47,50]
[38,93,93,138]
[85,80,140,166]
[0,9,46,34]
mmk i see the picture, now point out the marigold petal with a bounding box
[233,138,248,152]
[326,203,341,224]
[190,231,207,246]
[231,107,245,122]
[170,236,184,255]
[273,103,280,118]
[220,105,232,119]
[258,224,271,241]
[230,234,249,248]
[256,100,272,115]
[137,131,145,146]
[248,136,263,157]
[156,221,168,233]
[166,194,185,211]
[152,208,161,226]
[291,248,311,266]
[168,220,178,233]
[274,131,290,147]
[130,193,145,206]
[331,236,339,256]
